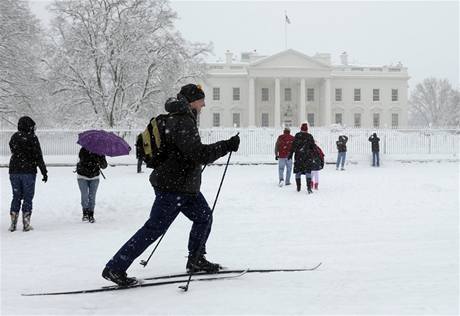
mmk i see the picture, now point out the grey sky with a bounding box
[29,0,459,90]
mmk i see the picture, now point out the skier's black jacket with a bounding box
[9,116,47,176]
[76,147,107,178]
[369,135,380,152]
[149,97,232,194]
[288,132,317,173]
[336,135,348,152]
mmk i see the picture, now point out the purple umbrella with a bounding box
[77,130,131,157]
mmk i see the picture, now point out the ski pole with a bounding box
[179,136,237,292]
[139,163,209,267]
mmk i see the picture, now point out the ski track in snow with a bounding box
[1,162,458,314]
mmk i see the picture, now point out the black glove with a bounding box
[42,174,48,183]
[226,135,240,152]
[275,156,279,160]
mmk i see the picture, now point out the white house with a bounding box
[198,49,409,128]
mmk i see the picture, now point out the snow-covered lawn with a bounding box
[1,162,458,315]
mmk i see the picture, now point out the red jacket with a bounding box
[275,132,295,158]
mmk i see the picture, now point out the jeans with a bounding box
[10,174,37,214]
[295,171,311,180]
[106,189,213,272]
[336,152,346,169]
[278,158,292,184]
[77,178,100,211]
[372,152,380,167]
[137,158,143,173]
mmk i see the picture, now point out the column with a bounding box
[274,78,281,128]
[248,77,255,127]
[323,78,331,126]
[300,78,306,124]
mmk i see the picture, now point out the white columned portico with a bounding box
[248,77,255,127]
[300,78,306,124]
[323,78,331,126]
[274,78,281,128]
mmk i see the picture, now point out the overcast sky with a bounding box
[29,0,459,90]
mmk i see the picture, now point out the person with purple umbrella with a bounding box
[76,147,107,223]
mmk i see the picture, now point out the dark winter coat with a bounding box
[9,116,47,175]
[135,133,143,159]
[288,131,317,173]
[149,97,232,195]
[275,132,295,158]
[336,135,348,152]
[369,134,380,152]
[76,147,108,178]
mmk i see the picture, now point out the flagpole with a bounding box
[284,10,287,49]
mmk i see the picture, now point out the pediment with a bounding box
[251,49,329,69]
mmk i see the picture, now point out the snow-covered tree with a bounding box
[409,78,460,127]
[46,0,210,129]
[0,0,47,128]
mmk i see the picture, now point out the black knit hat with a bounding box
[178,84,205,102]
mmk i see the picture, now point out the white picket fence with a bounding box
[0,128,459,157]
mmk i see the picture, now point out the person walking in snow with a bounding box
[102,84,240,286]
[135,133,144,173]
[76,147,107,223]
[8,116,48,232]
[275,127,294,186]
[369,132,380,167]
[311,144,325,190]
[288,122,317,194]
[336,135,348,170]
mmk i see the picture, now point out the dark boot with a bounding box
[186,254,222,273]
[82,208,89,222]
[102,267,137,286]
[22,212,33,231]
[9,212,19,232]
[295,178,301,192]
[88,210,95,223]
[306,178,313,194]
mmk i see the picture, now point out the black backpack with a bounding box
[141,115,168,169]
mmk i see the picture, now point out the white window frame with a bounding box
[232,113,240,127]
[392,89,398,102]
[212,113,220,127]
[212,87,220,101]
[232,87,240,101]
[373,113,380,128]
[335,113,343,125]
[261,88,269,102]
[284,88,292,102]
[373,89,380,102]
[307,88,315,101]
[354,113,361,127]
[261,113,269,127]
[392,113,399,128]
[354,88,361,102]
[307,113,315,127]
[335,88,342,102]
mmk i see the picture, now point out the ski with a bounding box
[21,263,321,297]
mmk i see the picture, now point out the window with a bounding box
[232,87,240,101]
[261,113,269,127]
[392,113,399,128]
[373,89,380,101]
[392,89,398,101]
[307,113,315,127]
[284,88,291,101]
[354,113,361,128]
[373,113,380,128]
[232,113,240,127]
[212,87,220,101]
[307,88,315,101]
[335,88,342,101]
[354,89,361,101]
[261,88,269,101]
[212,113,220,127]
[335,113,343,125]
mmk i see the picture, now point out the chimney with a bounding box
[340,51,348,65]
[225,50,233,64]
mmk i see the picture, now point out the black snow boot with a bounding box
[88,210,95,223]
[9,212,19,232]
[186,254,222,273]
[306,178,313,194]
[22,212,33,231]
[102,267,137,286]
[82,208,89,222]
[295,178,301,192]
